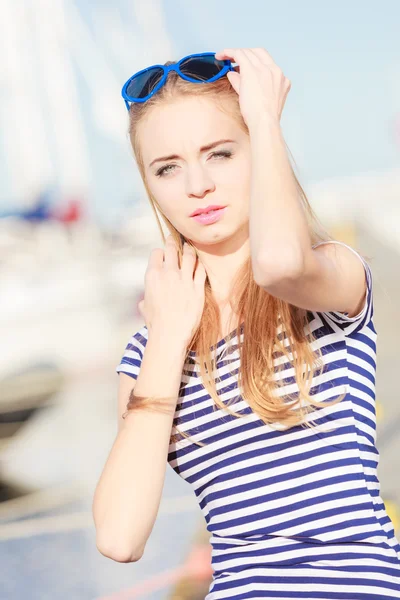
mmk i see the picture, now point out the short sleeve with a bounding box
[311,240,373,337]
[115,328,147,380]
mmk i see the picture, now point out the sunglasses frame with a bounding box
[121,51,234,110]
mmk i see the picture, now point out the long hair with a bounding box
[124,61,347,446]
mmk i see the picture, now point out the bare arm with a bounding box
[92,335,187,563]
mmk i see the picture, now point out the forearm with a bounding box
[93,337,187,561]
[248,116,311,284]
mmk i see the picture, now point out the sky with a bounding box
[168,0,400,176]
[1,0,399,227]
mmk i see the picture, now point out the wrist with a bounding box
[247,113,281,136]
[146,332,188,359]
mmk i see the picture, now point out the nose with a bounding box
[185,164,216,198]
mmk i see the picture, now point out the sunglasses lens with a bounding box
[179,55,227,81]
[126,67,164,99]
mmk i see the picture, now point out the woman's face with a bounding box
[138,96,252,247]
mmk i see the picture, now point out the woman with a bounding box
[93,49,400,598]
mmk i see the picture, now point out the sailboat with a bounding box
[0,2,208,599]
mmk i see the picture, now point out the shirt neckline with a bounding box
[188,321,244,358]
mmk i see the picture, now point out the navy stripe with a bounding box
[116,240,400,598]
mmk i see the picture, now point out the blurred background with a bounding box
[0,0,399,598]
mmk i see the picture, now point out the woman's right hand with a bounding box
[138,235,207,348]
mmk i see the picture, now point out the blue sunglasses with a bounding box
[121,51,234,110]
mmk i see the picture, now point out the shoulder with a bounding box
[116,324,148,379]
[309,240,374,337]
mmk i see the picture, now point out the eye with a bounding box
[155,150,233,178]
[211,150,233,160]
[155,164,175,177]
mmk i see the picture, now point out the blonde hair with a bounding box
[124,60,347,446]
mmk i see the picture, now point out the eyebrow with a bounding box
[149,139,237,168]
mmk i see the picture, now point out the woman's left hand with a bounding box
[214,48,291,131]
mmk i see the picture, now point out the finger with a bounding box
[249,47,277,67]
[163,235,179,270]
[226,71,240,94]
[180,242,197,276]
[215,48,251,68]
[147,247,164,270]
[216,48,269,70]
[243,49,264,68]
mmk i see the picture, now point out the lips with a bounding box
[191,207,227,225]
[190,205,226,217]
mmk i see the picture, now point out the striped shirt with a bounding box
[116,240,400,599]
